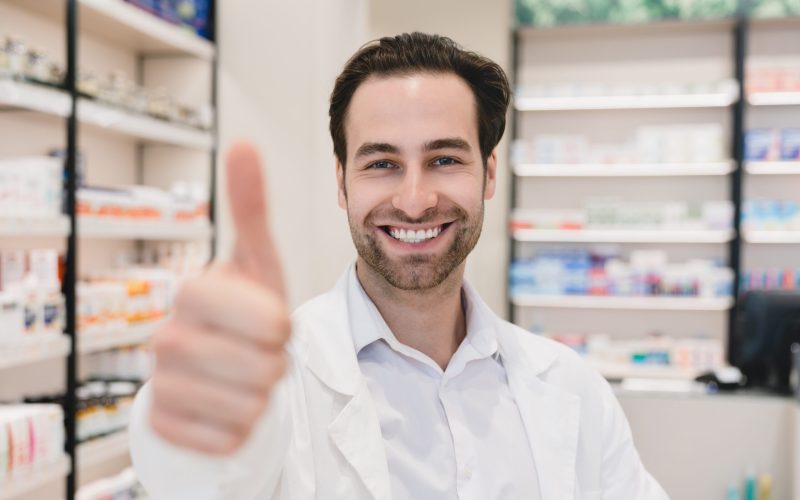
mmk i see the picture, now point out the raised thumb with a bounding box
[225,141,285,298]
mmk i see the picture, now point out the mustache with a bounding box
[365,206,468,226]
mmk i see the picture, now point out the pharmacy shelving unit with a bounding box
[739,15,800,336]
[508,16,749,373]
[0,1,217,499]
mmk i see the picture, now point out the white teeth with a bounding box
[388,225,444,244]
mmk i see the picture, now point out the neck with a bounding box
[356,258,466,370]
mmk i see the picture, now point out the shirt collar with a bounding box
[346,262,499,360]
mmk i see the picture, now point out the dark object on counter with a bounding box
[695,366,746,392]
[731,290,800,394]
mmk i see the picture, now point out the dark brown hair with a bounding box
[329,32,511,168]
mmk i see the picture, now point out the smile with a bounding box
[381,223,451,244]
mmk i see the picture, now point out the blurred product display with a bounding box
[513,123,726,165]
[511,200,734,231]
[0,405,65,486]
[77,467,149,500]
[1,0,216,497]
[0,249,64,340]
[745,128,800,161]
[542,332,723,374]
[746,64,800,95]
[1,32,212,131]
[742,200,800,231]
[515,0,798,27]
[85,346,154,383]
[0,157,64,219]
[78,243,208,334]
[742,267,800,291]
[510,249,734,298]
[78,183,210,226]
[0,35,64,86]
[126,0,212,39]
[27,381,139,443]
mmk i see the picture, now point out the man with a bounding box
[130,33,668,499]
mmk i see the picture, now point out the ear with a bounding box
[483,149,497,200]
[336,159,347,209]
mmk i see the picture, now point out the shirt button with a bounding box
[460,466,473,481]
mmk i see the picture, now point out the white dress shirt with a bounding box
[348,272,542,500]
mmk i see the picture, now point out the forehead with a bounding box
[344,73,478,157]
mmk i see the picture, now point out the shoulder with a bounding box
[497,318,608,395]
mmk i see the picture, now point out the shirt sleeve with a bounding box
[128,375,293,500]
[596,375,671,500]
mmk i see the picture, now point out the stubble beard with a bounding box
[347,203,484,291]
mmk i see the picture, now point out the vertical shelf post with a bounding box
[64,1,79,498]
[727,11,748,364]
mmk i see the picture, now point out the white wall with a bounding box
[216,0,369,308]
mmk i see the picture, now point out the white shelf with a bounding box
[0,335,71,371]
[748,92,800,106]
[514,161,735,177]
[743,230,800,244]
[79,320,162,354]
[79,217,212,240]
[589,360,702,381]
[745,161,800,175]
[6,0,214,60]
[0,79,70,117]
[78,98,213,150]
[515,89,739,111]
[512,228,735,243]
[0,81,213,149]
[79,0,214,59]
[78,431,130,470]
[512,294,734,311]
[0,216,70,238]
[0,455,71,500]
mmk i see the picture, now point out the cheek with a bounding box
[442,175,484,209]
[344,181,390,222]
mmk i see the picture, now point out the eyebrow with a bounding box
[353,137,472,160]
[423,137,472,153]
[354,142,400,160]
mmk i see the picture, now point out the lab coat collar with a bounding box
[301,265,579,500]
[348,263,499,360]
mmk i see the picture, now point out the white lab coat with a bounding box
[129,269,669,500]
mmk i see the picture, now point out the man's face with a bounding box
[337,73,497,291]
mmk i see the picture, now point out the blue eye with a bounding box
[368,160,395,170]
[432,157,459,167]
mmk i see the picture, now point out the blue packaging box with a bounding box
[745,128,778,161]
[781,128,800,161]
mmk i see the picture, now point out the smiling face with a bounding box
[337,72,497,291]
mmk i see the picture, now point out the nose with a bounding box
[391,167,438,219]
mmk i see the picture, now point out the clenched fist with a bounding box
[149,142,291,455]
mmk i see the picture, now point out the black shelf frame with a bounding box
[507,15,755,362]
[58,1,218,498]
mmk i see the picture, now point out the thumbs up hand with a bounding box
[149,142,291,455]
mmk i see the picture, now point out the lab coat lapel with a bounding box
[328,381,392,500]
[302,269,392,500]
[507,362,581,499]
[464,283,581,499]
